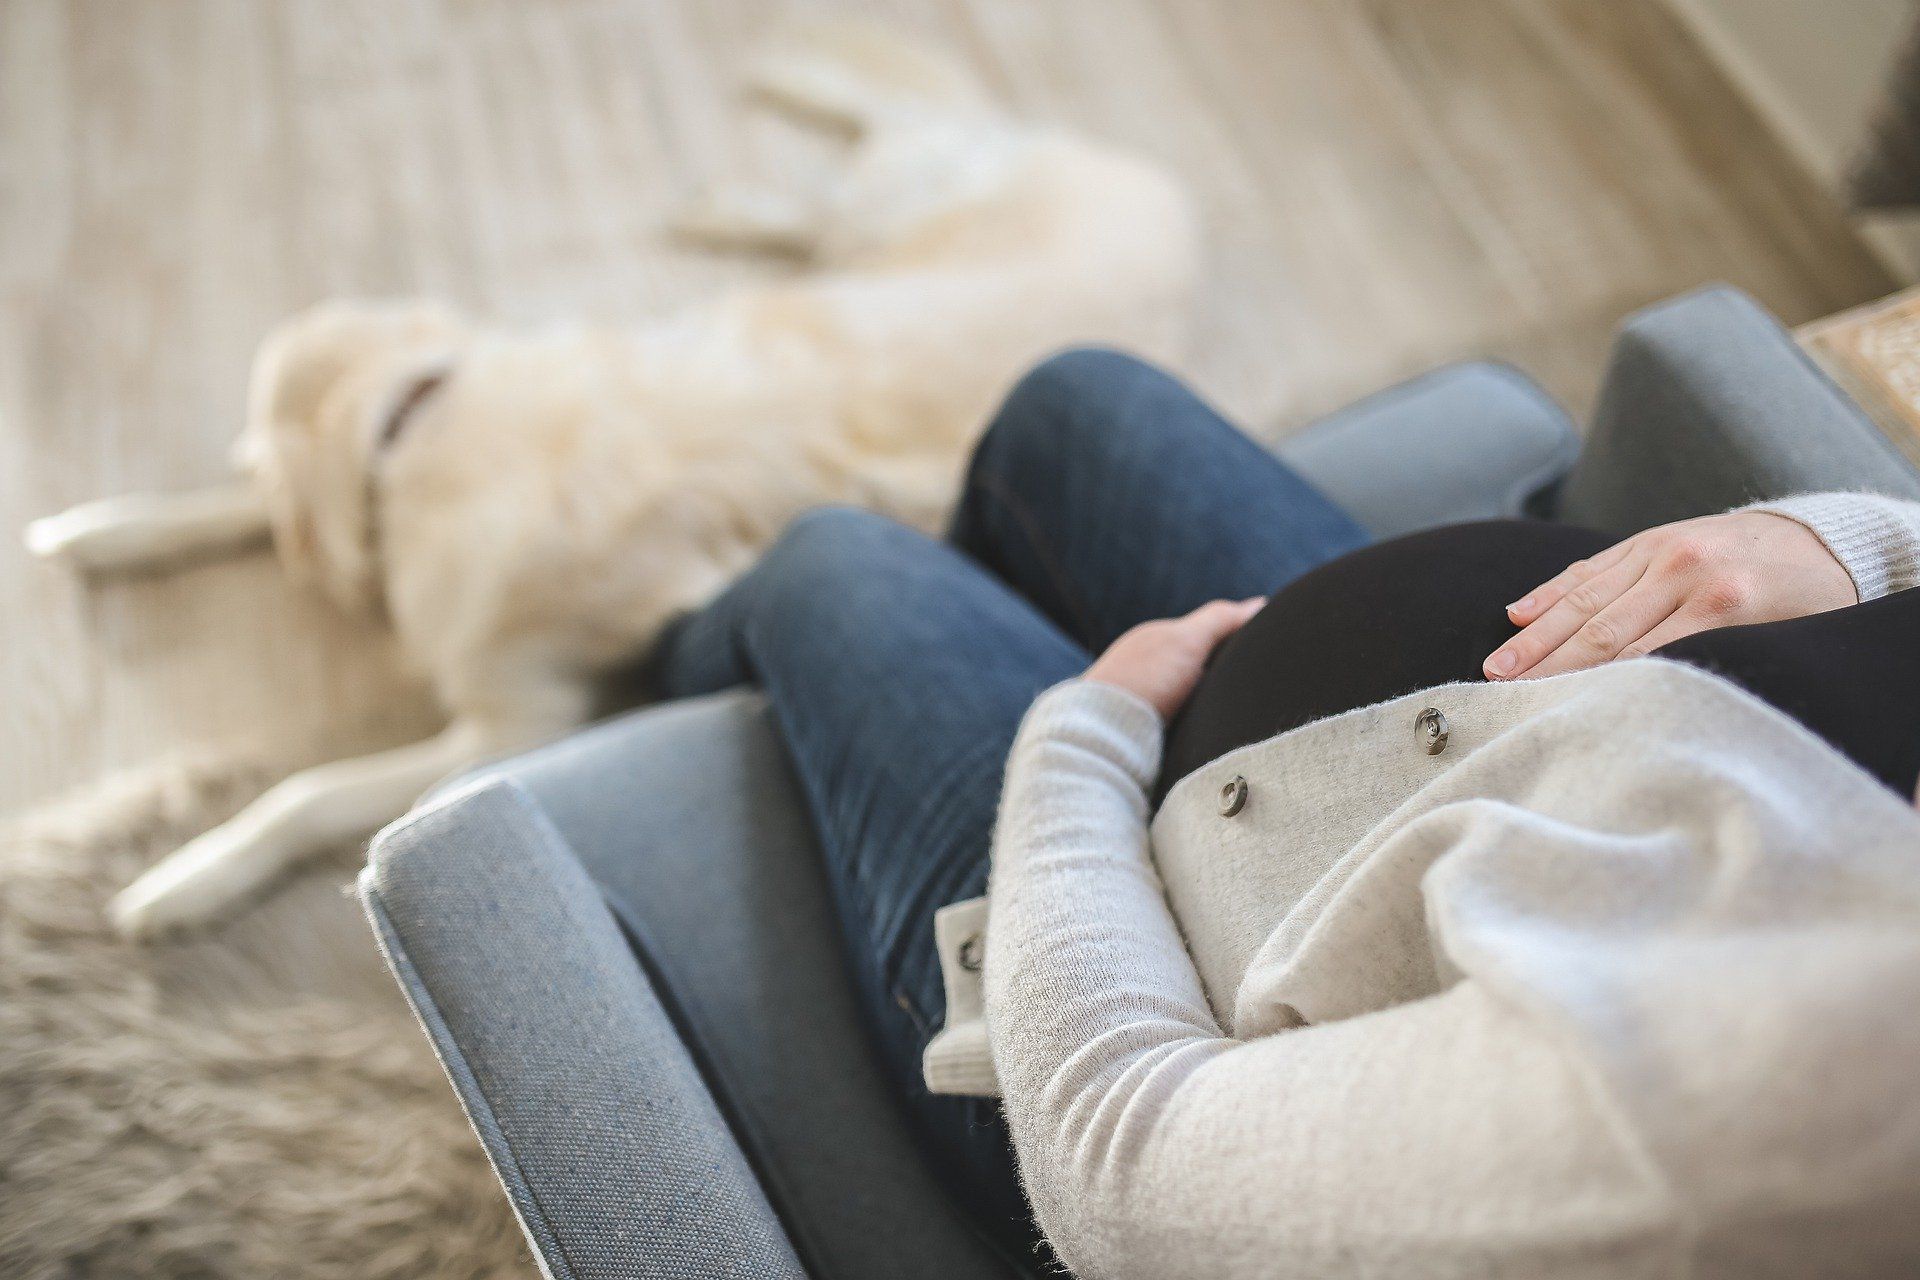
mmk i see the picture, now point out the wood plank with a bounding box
[1800,286,1920,469]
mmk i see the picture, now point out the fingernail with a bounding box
[1507,596,1533,615]
[1486,650,1517,677]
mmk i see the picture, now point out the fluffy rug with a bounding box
[0,749,529,1280]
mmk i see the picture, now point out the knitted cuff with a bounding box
[1014,678,1164,793]
[1742,492,1920,602]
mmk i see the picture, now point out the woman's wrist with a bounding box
[1740,492,1920,602]
[1083,597,1264,718]
[1015,678,1165,789]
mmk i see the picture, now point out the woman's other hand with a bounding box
[1484,512,1856,681]
[1087,597,1265,719]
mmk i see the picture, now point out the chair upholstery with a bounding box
[364,284,1917,1280]
[365,778,807,1280]
[406,692,1031,1280]
[1271,359,1578,536]
[1556,285,1920,530]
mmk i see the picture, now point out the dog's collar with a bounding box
[375,365,453,455]
[362,361,457,618]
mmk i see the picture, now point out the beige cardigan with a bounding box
[924,493,1920,1279]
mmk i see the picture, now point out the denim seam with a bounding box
[874,731,1007,1029]
[733,611,880,906]
[745,657,897,1020]
[970,467,1102,644]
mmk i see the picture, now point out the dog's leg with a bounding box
[744,21,987,134]
[26,482,271,574]
[667,184,824,257]
[110,716,525,941]
[675,27,992,259]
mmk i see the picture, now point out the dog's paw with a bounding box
[667,185,818,256]
[743,22,984,129]
[110,868,210,943]
[110,879,190,943]
[109,829,247,942]
[24,511,86,562]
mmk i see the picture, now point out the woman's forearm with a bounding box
[983,679,1236,1273]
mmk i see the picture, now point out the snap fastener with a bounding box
[1218,774,1249,817]
[1415,707,1449,755]
[958,934,984,973]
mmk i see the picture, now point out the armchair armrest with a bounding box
[1272,361,1579,538]
[1554,285,1920,533]
[361,778,805,1280]
[446,692,1030,1280]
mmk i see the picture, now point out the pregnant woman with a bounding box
[647,349,1920,1277]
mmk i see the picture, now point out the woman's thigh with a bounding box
[648,506,1086,1246]
[950,347,1372,652]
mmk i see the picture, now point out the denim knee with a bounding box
[649,506,939,698]
[785,502,918,547]
[755,506,921,601]
[745,506,976,664]
[972,346,1169,480]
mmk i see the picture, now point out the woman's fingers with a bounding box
[1489,557,1645,678]
[1180,596,1265,646]
[1485,555,1671,679]
[1505,537,1635,626]
[1518,576,1690,678]
[1089,597,1268,719]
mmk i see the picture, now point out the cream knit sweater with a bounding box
[925,493,1920,1279]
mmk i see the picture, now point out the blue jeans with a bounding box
[649,349,1369,1254]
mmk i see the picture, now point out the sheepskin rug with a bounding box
[0,749,529,1280]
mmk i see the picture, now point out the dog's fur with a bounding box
[27,24,1200,939]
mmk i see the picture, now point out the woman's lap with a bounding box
[647,348,1368,1247]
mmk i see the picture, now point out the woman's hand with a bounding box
[1087,597,1265,719]
[1484,511,1856,681]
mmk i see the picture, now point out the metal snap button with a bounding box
[1218,774,1249,816]
[958,934,984,973]
[1415,707,1449,755]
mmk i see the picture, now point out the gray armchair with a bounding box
[361,285,1920,1280]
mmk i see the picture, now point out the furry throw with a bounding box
[0,750,528,1280]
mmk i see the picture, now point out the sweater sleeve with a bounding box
[981,678,1231,1274]
[982,680,1661,1279]
[1742,491,1920,601]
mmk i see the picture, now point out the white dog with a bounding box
[27,24,1200,940]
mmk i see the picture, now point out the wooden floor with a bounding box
[0,0,1895,817]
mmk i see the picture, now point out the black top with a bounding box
[1162,519,1920,804]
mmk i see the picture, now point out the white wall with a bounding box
[1666,0,1920,281]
